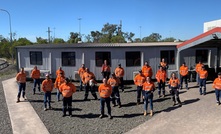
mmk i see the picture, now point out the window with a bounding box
[196,50,208,63]
[126,51,141,67]
[30,51,42,65]
[95,52,111,66]
[62,52,75,66]
[160,50,175,64]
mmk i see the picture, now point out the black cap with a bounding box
[218,72,221,75]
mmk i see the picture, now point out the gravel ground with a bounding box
[0,64,17,134]
[0,65,176,134]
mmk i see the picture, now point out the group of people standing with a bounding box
[15,58,221,119]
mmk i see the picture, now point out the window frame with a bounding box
[125,51,141,67]
[30,51,43,65]
[195,49,208,63]
[61,52,76,66]
[95,51,111,67]
[160,50,175,65]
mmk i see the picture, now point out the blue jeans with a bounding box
[57,89,61,101]
[63,96,73,115]
[100,97,111,115]
[137,86,143,103]
[143,92,153,111]
[196,73,200,84]
[33,78,40,93]
[17,83,26,98]
[158,81,165,96]
[180,75,188,89]
[44,92,51,108]
[215,89,221,103]
[79,80,83,90]
[119,77,124,90]
[171,87,181,103]
[111,86,121,105]
[84,84,97,100]
[199,78,206,95]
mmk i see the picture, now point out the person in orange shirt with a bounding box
[107,73,121,108]
[78,64,86,91]
[115,63,125,92]
[134,70,146,105]
[101,60,111,79]
[160,58,169,71]
[56,67,65,77]
[142,61,153,78]
[82,68,98,100]
[195,61,204,85]
[31,66,41,95]
[155,66,167,98]
[142,77,155,116]
[59,78,76,117]
[41,74,53,111]
[179,62,189,90]
[15,67,27,103]
[98,78,112,119]
[168,72,182,107]
[199,66,208,95]
[54,72,66,101]
[213,72,221,105]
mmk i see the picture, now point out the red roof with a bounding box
[177,27,221,48]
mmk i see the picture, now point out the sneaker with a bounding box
[16,98,20,103]
[144,111,147,116]
[44,108,47,111]
[158,95,161,98]
[99,114,104,119]
[178,103,182,107]
[62,114,66,117]
[118,105,121,108]
[112,104,116,107]
[108,114,112,119]
[217,102,220,106]
[162,95,165,98]
[150,110,153,117]
[173,102,176,106]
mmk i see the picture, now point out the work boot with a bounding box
[144,111,147,116]
[99,114,104,119]
[108,114,113,119]
[162,95,165,98]
[150,110,153,116]
[16,98,20,103]
[173,102,176,106]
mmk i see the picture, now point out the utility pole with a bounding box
[53,27,56,41]
[78,18,82,39]
[46,27,52,43]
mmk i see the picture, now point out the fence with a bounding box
[0,58,9,70]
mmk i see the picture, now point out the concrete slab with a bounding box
[126,81,221,134]
[2,78,49,134]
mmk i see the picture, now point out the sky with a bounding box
[1,0,221,42]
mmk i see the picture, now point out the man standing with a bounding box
[155,66,167,98]
[54,72,66,101]
[56,67,65,77]
[78,64,86,91]
[195,61,204,85]
[115,63,125,92]
[31,66,41,95]
[41,74,53,111]
[199,66,208,95]
[212,72,221,105]
[107,73,121,108]
[15,67,27,103]
[101,60,111,79]
[59,78,76,117]
[160,58,169,71]
[142,61,153,78]
[82,68,98,100]
[98,78,112,119]
[134,70,146,105]
[179,62,189,90]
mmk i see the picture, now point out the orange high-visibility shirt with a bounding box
[101,64,110,72]
[199,70,208,79]
[155,70,167,83]
[59,83,76,97]
[54,76,66,88]
[82,72,96,84]
[142,65,153,78]
[56,69,65,76]
[98,84,112,98]
[143,82,155,91]
[31,69,40,79]
[16,72,26,83]
[115,67,124,77]
[195,63,203,73]
[42,79,53,92]
[134,74,146,86]
[160,62,167,68]
[180,65,188,76]
[78,67,86,79]
[169,78,180,88]
[213,78,221,90]
[107,77,120,87]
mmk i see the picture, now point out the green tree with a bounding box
[53,38,65,44]
[84,34,92,43]
[134,38,142,43]
[111,35,125,43]
[91,31,102,43]
[36,37,48,44]
[124,32,135,42]
[142,33,162,42]
[67,32,79,43]
[161,37,176,42]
